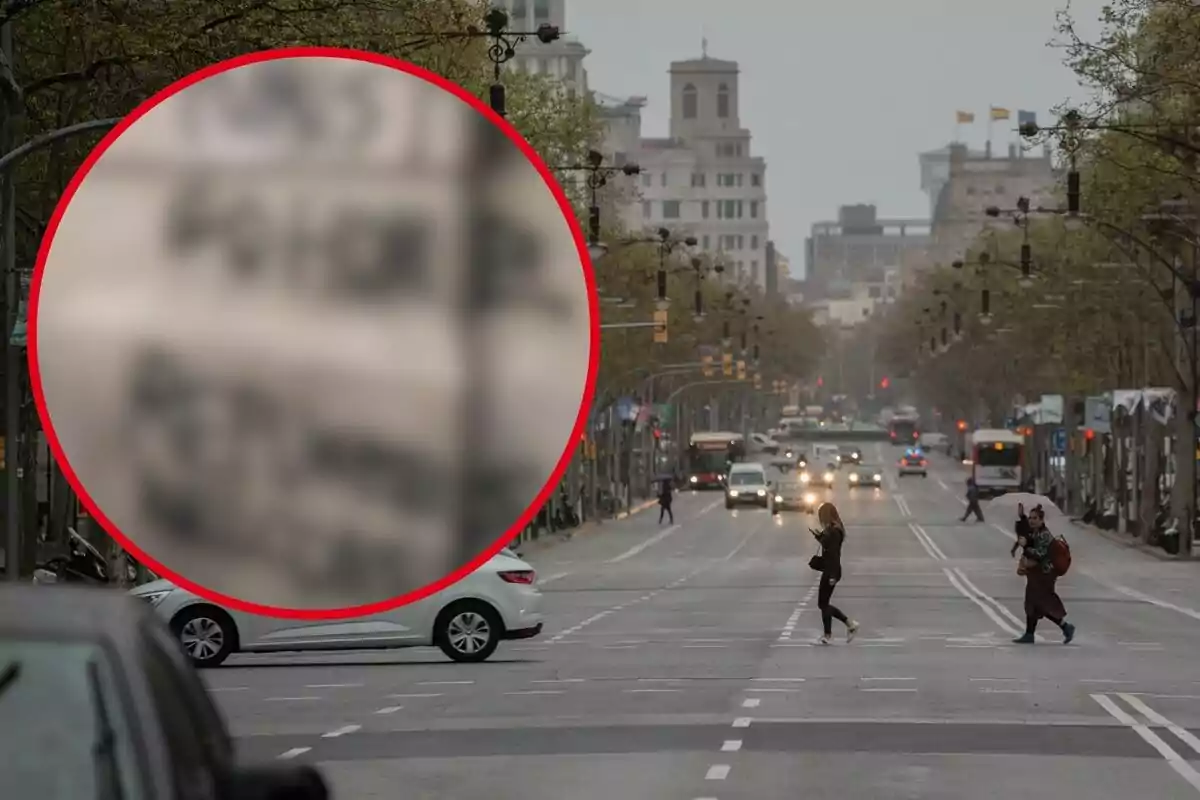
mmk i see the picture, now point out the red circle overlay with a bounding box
[28,47,599,620]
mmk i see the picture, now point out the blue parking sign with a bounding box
[1051,428,1066,453]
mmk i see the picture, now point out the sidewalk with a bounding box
[1069,517,1198,562]
[514,497,659,554]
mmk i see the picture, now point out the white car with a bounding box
[129,548,544,667]
[749,433,781,455]
[725,463,772,509]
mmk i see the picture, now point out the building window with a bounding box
[749,201,759,218]
[691,172,706,187]
[701,200,709,219]
[736,235,744,249]
[682,83,697,119]
[751,173,762,187]
[660,172,667,187]
[736,200,744,218]
[641,173,651,187]
[533,0,549,21]
[662,200,681,219]
[511,0,528,21]
[750,260,759,282]
[735,173,744,187]
[751,235,759,250]
[702,235,710,250]
[642,201,652,218]
[717,83,730,118]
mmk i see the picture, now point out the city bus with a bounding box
[971,428,1025,497]
[686,432,746,489]
[889,418,919,446]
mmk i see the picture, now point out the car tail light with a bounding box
[499,570,536,585]
[920,459,927,467]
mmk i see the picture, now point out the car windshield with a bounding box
[729,471,764,486]
[855,464,879,473]
[0,638,145,800]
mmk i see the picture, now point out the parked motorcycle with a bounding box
[33,528,137,585]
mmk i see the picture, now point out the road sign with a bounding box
[652,309,668,343]
[1051,427,1066,453]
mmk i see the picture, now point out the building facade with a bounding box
[804,204,930,303]
[496,0,590,96]
[627,55,772,289]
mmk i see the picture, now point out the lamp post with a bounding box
[477,8,561,117]
[552,149,641,261]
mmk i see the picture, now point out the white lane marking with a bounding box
[951,568,1036,637]
[942,567,1022,637]
[745,688,801,693]
[531,678,586,684]
[637,678,685,683]
[207,686,249,693]
[1104,584,1200,622]
[937,479,949,490]
[278,747,311,760]
[751,678,806,682]
[721,739,743,752]
[861,687,917,693]
[375,706,403,715]
[909,523,948,560]
[970,677,1024,682]
[607,499,722,564]
[981,688,1030,694]
[742,698,761,708]
[539,572,572,585]
[322,725,361,738]
[732,717,752,727]
[894,495,911,517]
[1080,679,1135,685]
[418,680,474,686]
[505,690,565,696]
[684,644,727,649]
[1129,694,1200,700]
[1091,694,1200,792]
[862,677,916,682]
[1118,693,1200,756]
[305,683,363,689]
[625,688,681,693]
[388,693,443,698]
[266,696,321,702]
[705,765,731,781]
[549,563,712,643]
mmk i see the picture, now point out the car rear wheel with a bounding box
[435,600,502,663]
[171,606,237,667]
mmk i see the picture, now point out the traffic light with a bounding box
[817,376,824,387]
[653,308,668,343]
[736,360,746,380]
[880,377,889,389]
[956,420,968,431]
[722,352,733,376]
[753,372,762,389]
[701,354,713,377]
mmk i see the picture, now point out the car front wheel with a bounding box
[435,600,502,663]
[171,606,237,667]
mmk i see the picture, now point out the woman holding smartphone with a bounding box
[811,502,860,645]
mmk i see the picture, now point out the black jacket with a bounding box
[815,524,845,579]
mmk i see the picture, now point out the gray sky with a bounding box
[571,0,1106,277]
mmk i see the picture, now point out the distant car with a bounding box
[0,585,329,800]
[800,466,837,489]
[837,446,863,465]
[773,476,819,513]
[749,433,781,455]
[131,548,545,667]
[725,463,772,509]
[898,451,928,477]
[847,463,884,488]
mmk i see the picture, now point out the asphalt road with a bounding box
[203,443,1200,799]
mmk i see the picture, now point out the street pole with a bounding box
[2,20,17,580]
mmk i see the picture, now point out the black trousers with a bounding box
[658,504,673,523]
[962,500,984,521]
[817,573,849,635]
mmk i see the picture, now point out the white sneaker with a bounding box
[817,634,832,645]
[846,620,860,643]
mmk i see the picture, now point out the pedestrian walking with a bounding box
[810,502,860,645]
[961,477,985,522]
[1013,504,1076,644]
[657,477,674,525]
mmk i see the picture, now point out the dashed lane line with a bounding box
[607,499,722,563]
[278,747,311,760]
[321,725,361,739]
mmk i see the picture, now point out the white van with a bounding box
[725,462,771,510]
[813,444,840,468]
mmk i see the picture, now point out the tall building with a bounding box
[496,0,590,96]
[919,141,1058,276]
[804,204,930,303]
[624,52,772,290]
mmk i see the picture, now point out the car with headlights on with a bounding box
[725,463,772,509]
[897,449,928,478]
[846,462,883,488]
[130,548,544,667]
[800,465,837,489]
[772,475,818,513]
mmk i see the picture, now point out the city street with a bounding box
[206,444,1200,799]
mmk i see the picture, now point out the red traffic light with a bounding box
[880,377,890,389]
[817,376,824,387]
[652,428,662,439]
[956,420,967,431]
